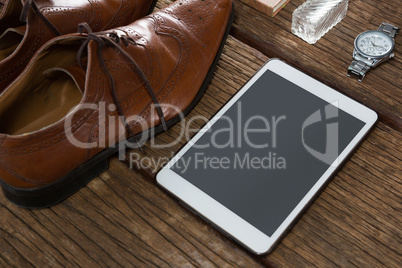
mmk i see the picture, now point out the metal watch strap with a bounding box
[348,23,399,82]
[378,22,400,38]
[347,60,371,82]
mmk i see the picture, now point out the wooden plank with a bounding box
[267,122,402,267]
[156,0,401,132]
[0,159,266,267]
[0,0,400,267]
[228,0,402,131]
[121,36,402,266]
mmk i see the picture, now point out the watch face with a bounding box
[355,30,394,58]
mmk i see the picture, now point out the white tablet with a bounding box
[156,59,378,255]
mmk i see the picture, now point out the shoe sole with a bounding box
[1,5,235,209]
[148,0,159,15]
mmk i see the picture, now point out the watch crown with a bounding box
[390,53,395,58]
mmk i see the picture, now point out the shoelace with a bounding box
[77,23,168,146]
[19,0,61,36]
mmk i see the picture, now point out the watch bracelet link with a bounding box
[378,22,400,38]
[348,22,399,82]
[348,61,370,82]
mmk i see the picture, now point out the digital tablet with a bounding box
[156,59,378,255]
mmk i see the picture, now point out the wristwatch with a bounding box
[347,22,399,82]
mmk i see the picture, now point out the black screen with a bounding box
[172,69,365,237]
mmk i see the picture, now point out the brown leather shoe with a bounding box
[0,0,158,92]
[0,0,234,208]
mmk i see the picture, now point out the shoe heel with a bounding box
[2,159,109,209]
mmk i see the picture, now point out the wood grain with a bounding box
[120,36,401,268]
[0,0,401,267]
[230,0,402,131]
[0,159,266,267]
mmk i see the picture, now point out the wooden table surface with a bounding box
[1,0,401,267]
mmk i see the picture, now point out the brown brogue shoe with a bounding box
[0,0,234,208]
[0,0,158,92]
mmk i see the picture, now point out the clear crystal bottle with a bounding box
[292,0,349,44]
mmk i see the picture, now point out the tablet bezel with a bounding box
[156,59,378,255]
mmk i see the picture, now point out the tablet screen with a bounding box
[171,69,365,237]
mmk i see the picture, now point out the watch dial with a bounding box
[356,31,393,57]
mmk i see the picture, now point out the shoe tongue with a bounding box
[0,25,26,61]
[0,24,25,39]
[42,64,86,93]
[0,0,24,32]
